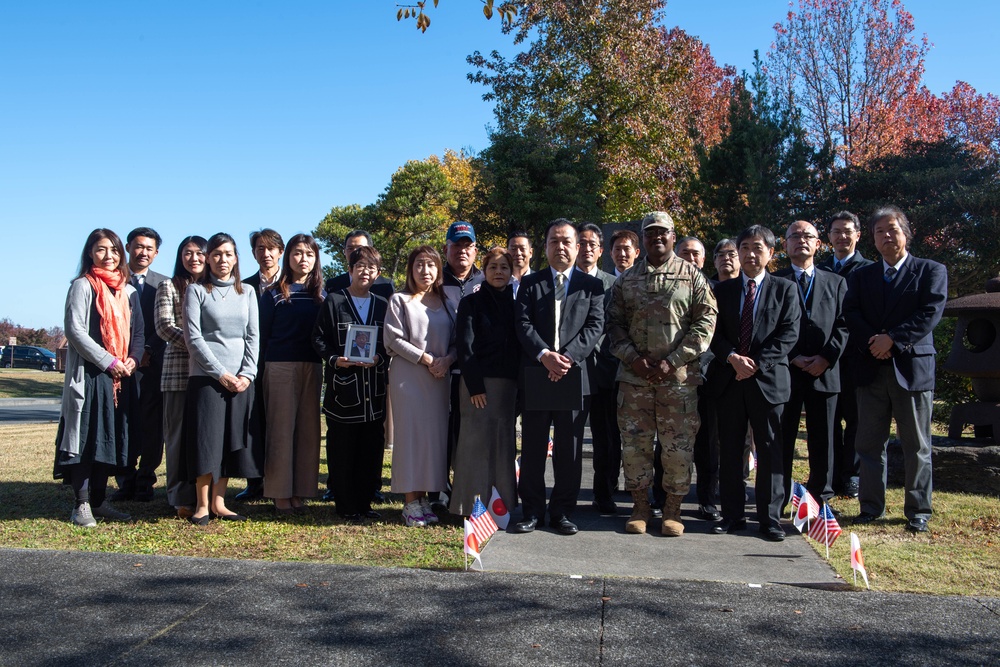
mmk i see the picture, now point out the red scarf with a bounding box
[86,267,131,404]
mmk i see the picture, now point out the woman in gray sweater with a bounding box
[183,232,260,525]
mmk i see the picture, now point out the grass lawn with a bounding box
[2,419,998,595]
[0,423,465,570]
[0,368,64,398]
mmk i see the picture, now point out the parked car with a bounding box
[2,345,57,371]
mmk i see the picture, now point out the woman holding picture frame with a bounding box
[312,244,389,522]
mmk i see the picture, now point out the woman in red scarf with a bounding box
[54,229,145,527]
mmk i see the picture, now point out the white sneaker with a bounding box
[92,501,131,522]
[420,497,439,524]
[402,500,427,527]
[71,502,97,528]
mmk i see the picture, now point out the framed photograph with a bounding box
[345,324,378,363]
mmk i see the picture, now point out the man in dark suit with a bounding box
[236,228,285,501]
[707,225,801,541]
[844,206,947,533]
[114,227,167,502]
[324,230,395,299]
[818,210,874,498]
[514,219,605,535]
[775,221,848,508]
[576,223,621,516]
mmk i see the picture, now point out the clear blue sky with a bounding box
[1,1,996,330]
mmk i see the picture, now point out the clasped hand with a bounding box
[541,350,573,382]
[868,333,894,360]
[219,373,250,393]
[630,357,674,384]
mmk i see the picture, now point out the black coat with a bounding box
[456,284,520,396]
[311,290,388,423]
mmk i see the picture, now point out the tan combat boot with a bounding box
[626,490,651,534]
[661,494,685,536]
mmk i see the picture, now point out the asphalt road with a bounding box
[0,397,60,423]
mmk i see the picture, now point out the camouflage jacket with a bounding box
[607,254,717,386]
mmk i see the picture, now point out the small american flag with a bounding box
[808,503,842,546]
[470,495,498,545]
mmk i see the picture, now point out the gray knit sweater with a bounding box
[184,277,259,381]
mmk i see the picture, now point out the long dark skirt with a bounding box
[54,360,131,479]
[182,375,260,483]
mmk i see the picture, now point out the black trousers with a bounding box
[589,383,621,504]
[518,397,591,521]
[327,418,385,516]
[831,357,861,491]
[118,360,164,492]
[692,385,720,509]
[717,379,785,530]
[780,369,836,506]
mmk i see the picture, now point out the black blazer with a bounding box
[773,267,848,393]
[515,268,605,396]
[325,273,395,301]
[843,255,947,392]
[707,274,801,404]
[456,284,520,396]
[591,269,619,389]
[311,290,389,423]
[137,269,168,361]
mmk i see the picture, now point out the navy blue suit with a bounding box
[774,267,848,505]
[707,273,801,530]
[515,268,605,522]
[844,255,947,521]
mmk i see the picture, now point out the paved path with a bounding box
[0,397,60,423]
[1,548,997,666]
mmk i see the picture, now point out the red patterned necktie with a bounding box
[738,278,756,355]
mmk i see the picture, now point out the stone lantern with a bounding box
[944,277,1000,440]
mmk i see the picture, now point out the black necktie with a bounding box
[738,279,756,355]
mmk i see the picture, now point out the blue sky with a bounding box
[1,1,996,329]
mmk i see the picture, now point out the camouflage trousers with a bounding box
[617,383,699,495]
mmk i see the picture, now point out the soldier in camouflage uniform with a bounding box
[606,212,718,536]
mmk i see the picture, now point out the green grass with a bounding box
[0,368,64,398]
[785,426,1000,596]
[0,423,465,570]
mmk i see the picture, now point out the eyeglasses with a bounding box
[714,251,737,259]
[829,229,857,237]
[580,241,601,249]
[352,263,379,274]
[643,228,673,237]
[786,233,818,242]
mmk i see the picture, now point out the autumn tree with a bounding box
[396,0,519,33]
[768,0,930,167]
[474,125,602,260]
[468,0,733,222]
[691,53,834,241]
[314,159,456,285]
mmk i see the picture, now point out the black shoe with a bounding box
[110,488,134,502]
[593,499,618,516]
[187,514,210,526]
[650,507,664,519]
[218,513,247,522]
[235,480,263,502]
[549,516,579,535]
[339,513,363,524]
[853,512,883,525]
[844,479,860,498]
[698,505,722,522]
[514,516,539,533]
[373,490,386,504]
[906,518,929,533]
[712,519,747,535]
[133,489,154,502]
[364,509,382,520]
[321,489,336,502]
[760,526,785,542]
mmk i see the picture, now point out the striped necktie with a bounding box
[738,279,756,355]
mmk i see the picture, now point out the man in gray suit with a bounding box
[114,227,167,502]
